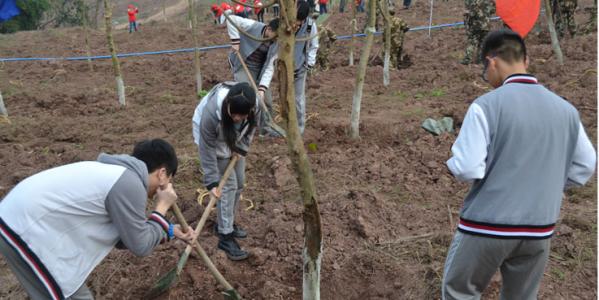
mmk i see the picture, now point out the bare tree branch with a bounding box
[223,12,278,42]
[230,0,279,9]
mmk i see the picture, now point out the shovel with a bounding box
[234,50,287,138]
[146,155,240,299]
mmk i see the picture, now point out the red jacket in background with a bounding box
[211,4,224,17]
[319,0,328,4]
[234,3,244,14]
[254,0,262,14]
[128,7,139,22]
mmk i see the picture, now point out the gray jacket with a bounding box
[450,75,596,238]
[226,14,278,90]
[192,82,260,189]
[98,153,169,255]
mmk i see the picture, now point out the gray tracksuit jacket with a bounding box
[226,14,278,91]
[192,82,260,190]
[447,74,596,239]
[0,154,170,298]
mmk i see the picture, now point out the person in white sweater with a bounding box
[0,139,195,300]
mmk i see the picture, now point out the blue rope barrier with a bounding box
[0,16,501,62]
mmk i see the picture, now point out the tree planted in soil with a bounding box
[188,0,203,94]
[276,0,323,298]
[0,88,8,120]
[543,0,564,65]
[379,0,391,86]
[103,0,125,106]
[349,0,376,139]
[83,7,93,72]
[349,0,357,66]
[94,0,101,28]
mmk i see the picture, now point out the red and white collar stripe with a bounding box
[503,75,538,85]
[458,218,554,239]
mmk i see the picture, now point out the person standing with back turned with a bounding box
[442,29,596,300]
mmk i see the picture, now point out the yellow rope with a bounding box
[0,115,11,124]
[242,194,254,211]
[196,188,210,207]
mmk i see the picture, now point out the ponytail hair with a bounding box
[221,82,257,151]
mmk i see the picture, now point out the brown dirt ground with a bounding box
[0,0,596,299]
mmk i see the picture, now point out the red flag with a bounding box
[496,0,541,38]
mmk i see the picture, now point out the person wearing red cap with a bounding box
[128,4,139,33]
[233,2,247,18]
[211,4,225,24]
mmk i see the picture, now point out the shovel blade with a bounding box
[145,268,178,299]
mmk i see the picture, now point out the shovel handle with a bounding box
[169,203,237,294]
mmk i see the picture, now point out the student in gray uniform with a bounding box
[225,11,279,136]
[225,1,318,136]
[291,0,319,135]
[0,139,195,300]
[293,1,318,134]
[192,82,260,261]
[442,29,596,300]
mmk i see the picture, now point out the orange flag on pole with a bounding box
[496,0,541,37]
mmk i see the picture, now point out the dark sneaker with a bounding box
[218,233,249,261]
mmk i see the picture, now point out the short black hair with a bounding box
[132,139,178,177]
[268,18,280,31]
[480,29,527,64]
[297,1,310,21]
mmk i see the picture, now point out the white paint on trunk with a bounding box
[428,0,434,37]
[196,69,202,94]
[0,89,7,116]
[302,243,322,300]
[116,76,126,106]
[383,52,390,86]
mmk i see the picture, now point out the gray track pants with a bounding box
[442,231,551,300]
[294,69,308,134]
[0,235,93,300]
[215,157,246,235]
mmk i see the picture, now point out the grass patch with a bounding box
[430,88,445,97]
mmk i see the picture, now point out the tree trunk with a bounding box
[188,0,203,94]
[0,88,7,118]
[83,11,94,72]
[380,0,390,86]
[103,0,125,106]
[349,0,356,66]
[94,0,102,28]
[163,0,168,21]
[349,0,376,139]
[544,0,564,65]
[276,1,323,299]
